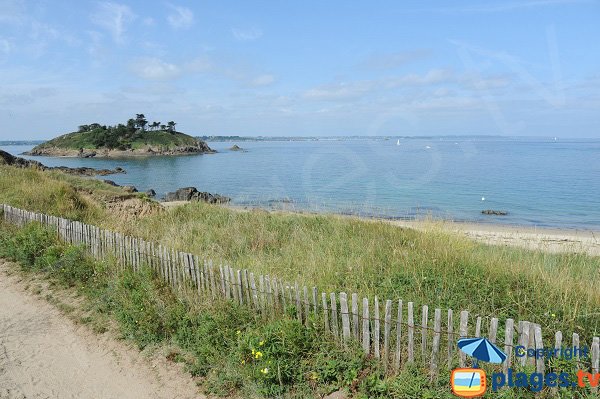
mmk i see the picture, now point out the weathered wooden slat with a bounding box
[421,305,428,361]
[259,275,266,310]
[322,293,330,332]
[503,319,514,374]
[489,318,498,344]
[340,293,351,343]
[430,308,442,379]
[351,293,359,340]
[312,287,318,317]
[407,302,415,363]
[330,293,339,339]
[395,299,403,370]
[383,299,392,371]
[303,286,310,324]
[236,269,243,305]
[519,321,530,367]
[374,296,380,359]
[475,316,482,338]
[592,337,599,393]
[447,309,453,368]
[362,297,370,354]
[534,326,545,374]
[458,311,469,367]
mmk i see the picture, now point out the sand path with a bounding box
[0,261,205,399]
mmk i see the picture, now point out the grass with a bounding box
[1,220,598,398]
[0,165,599,341]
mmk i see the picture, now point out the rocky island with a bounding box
[25,114,214,157]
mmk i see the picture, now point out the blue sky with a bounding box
[0,0,599,139]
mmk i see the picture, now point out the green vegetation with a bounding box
[1,221,596,398]
[1,165,598,340]
[29,113,207,152]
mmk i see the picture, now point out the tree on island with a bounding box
[135,114,148,131]
[167,121,177,133]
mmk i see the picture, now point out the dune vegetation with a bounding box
[1,164,599,397]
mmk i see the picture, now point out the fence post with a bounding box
[395,299,403,370]
[421,305,428,361]
[340,293,351,343]
[592,337,599,394]
[447,309,453,368]
[374,296,380,359]
[322,293,330,332]
[459,311,469,367]
[503,319,514,375]
[407,302,414,363]
[330,293,339,339]
[534,326,545,374]
[430,308,441,380]
[362,297,370,355]
[518,321,530,366]
[383,299,392,372]
[352,293,359,340]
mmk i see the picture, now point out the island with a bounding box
[25,114,214,157]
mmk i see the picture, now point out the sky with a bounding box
[0,0,599,139]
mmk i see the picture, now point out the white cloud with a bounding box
[303,70,458,101]
[0,38,11,55]
[130,57,181,80]
[361,49,431,70]
[0,0,25,24]
[143,17,155,26]
[91,2,136,44]
[250,74,275,87]
[232,27,263,41]
[304,81,377,100]
[167,4,194,29]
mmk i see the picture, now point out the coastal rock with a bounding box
[103,180,119,187]
[165,187,230,204]
[229,144,244,151]
[0,149,45,169]
[123,185,138,193]
[0,149,126,176]
[52,166,125,176]
[145,189,156,197]
[481,209,508,216]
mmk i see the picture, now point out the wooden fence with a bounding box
[2,204,599,383]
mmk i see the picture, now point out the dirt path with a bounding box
[0,261,205,399]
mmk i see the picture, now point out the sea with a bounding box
[2,137,600,230]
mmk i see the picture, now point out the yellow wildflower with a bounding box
[259,340,265,346]
[261,367,269,374]
[255,351,263,359]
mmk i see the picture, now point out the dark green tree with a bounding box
[135,114,147,131]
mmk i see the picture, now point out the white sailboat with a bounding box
[396,139,400,146]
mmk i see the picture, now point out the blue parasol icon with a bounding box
[457,337,507,368]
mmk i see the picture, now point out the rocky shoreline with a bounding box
[24,144,215,158]
[164,187,230,204]
[0,150,125,176]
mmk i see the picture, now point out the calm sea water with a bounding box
[3,137,600,230]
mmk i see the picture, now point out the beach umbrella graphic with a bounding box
[458,337,507,368]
